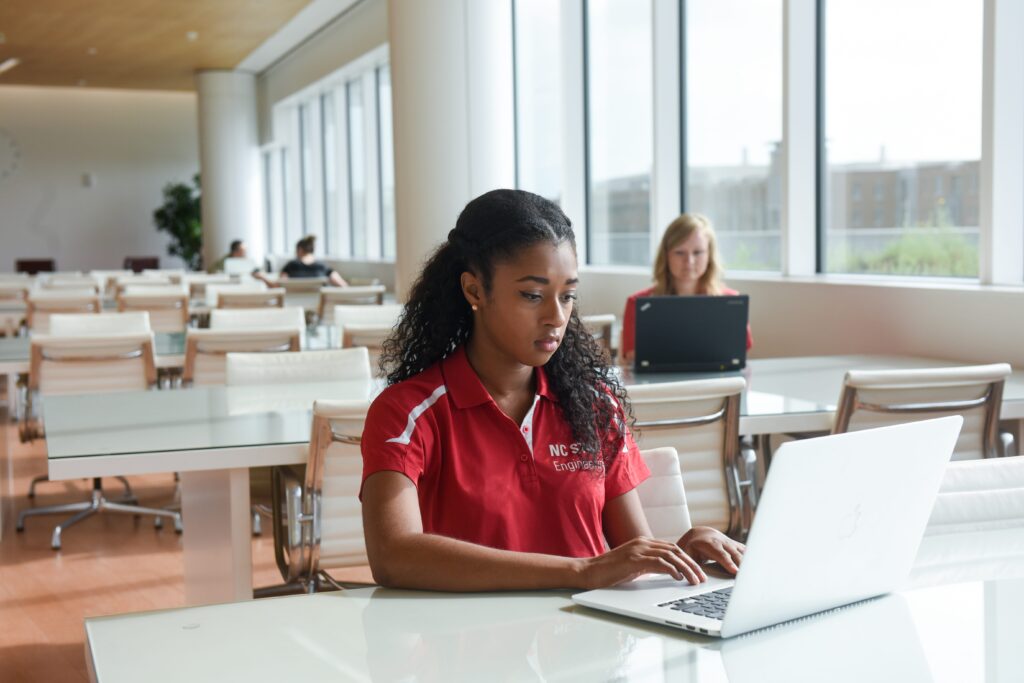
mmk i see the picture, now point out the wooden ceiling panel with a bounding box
[0,0,311,91]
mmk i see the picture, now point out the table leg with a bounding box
[180,468,252,605]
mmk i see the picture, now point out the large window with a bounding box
[514,0,567,205]
[298,103,319,242]
[267,46,394,262]
[321,92,338,255]
[346,79,367,259]
[685,0,782,271]
[585,0,654,266]
[823,0,983,277]
[377,65,396,261]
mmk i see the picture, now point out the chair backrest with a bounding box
[226,347,371,386]
[307,399,372,572]
[30,332,157,396]
[117,286,189,333]
[49,312,151,336]
[38,276,101,293]
[625,376,747,536]
[183,328,301,385]
[90,270,133,297]
[317,285,387,322]
[184,273,232,299]
[26,291,102,333]
[833,364,1011,460]
[635,447,693,542]
[209,306,305,332]
[114,274,174,295]
[334,303,402,333]
[278,277,329,294]
[205,281,266,306]
[926,455,1024,534]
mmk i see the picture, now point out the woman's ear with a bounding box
[460,271,483,309]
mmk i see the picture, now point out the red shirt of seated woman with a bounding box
[620,214,753,362]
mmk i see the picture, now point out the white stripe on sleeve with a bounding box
[385,384,448,445]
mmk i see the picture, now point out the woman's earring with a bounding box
[471,304,479,311]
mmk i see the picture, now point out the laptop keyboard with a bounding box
[659,587,732,621]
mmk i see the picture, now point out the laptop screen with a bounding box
[634,294,749,373]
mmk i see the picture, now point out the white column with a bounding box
[651,0,682,258]
[195,71,263,270]
[388,0,515,300]
[781,0,817,277]
[979,0,1024,285]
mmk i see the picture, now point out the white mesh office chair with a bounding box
[277,277,330,294]
[334,304,402,369]
[16,329,182,549]
[205,281,268,307]
[38,275,102,293]
[113,274,173,296]
[209,306,306,332]
[833,363,1013,460]
[225,348,373,537]
[183,273,232,300]
[635,447,693,541]
[216,288,286,310]
[117,286,190,333]
[317,285,387,324]
[268,399,371,594]
[625,377,756,539]
[26,290,102,334]
[183,328,302,386]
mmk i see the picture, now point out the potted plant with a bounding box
[153,173,203,271]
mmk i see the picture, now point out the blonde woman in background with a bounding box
[621,213,752,363]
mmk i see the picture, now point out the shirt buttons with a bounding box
[520,454,529,462]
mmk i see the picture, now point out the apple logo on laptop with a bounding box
[838,504,862,540]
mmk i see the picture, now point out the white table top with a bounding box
[84,526,1024,683]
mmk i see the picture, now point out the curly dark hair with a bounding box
[379,189,632,468]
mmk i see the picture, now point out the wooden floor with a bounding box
[0,405,372,682]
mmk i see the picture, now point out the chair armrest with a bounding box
[271,465,311,584]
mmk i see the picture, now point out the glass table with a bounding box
[44,380,377,606]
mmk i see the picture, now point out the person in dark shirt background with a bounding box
[257,235,347,286]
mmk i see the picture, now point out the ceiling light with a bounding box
[77,78,87,87]
[0,58,20,75]
[87,47,98,56]
[186,31,199,42]
[0,33,6,45]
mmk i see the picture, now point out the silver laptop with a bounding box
[572,416,962,638]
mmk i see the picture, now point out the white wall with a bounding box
[0,85,198,272]
[256,0,388,143]
[578,268,1024,367]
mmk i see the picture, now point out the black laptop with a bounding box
[633,295,749,373]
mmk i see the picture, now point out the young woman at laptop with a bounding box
[360,189,745,591]
[621,213,753,364]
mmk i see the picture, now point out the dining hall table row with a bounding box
[25,354,1024,605]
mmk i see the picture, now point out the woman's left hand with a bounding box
[677,527,745,575]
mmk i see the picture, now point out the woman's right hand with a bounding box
[576,536,707,590]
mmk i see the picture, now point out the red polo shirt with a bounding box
[360,346,649,558]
